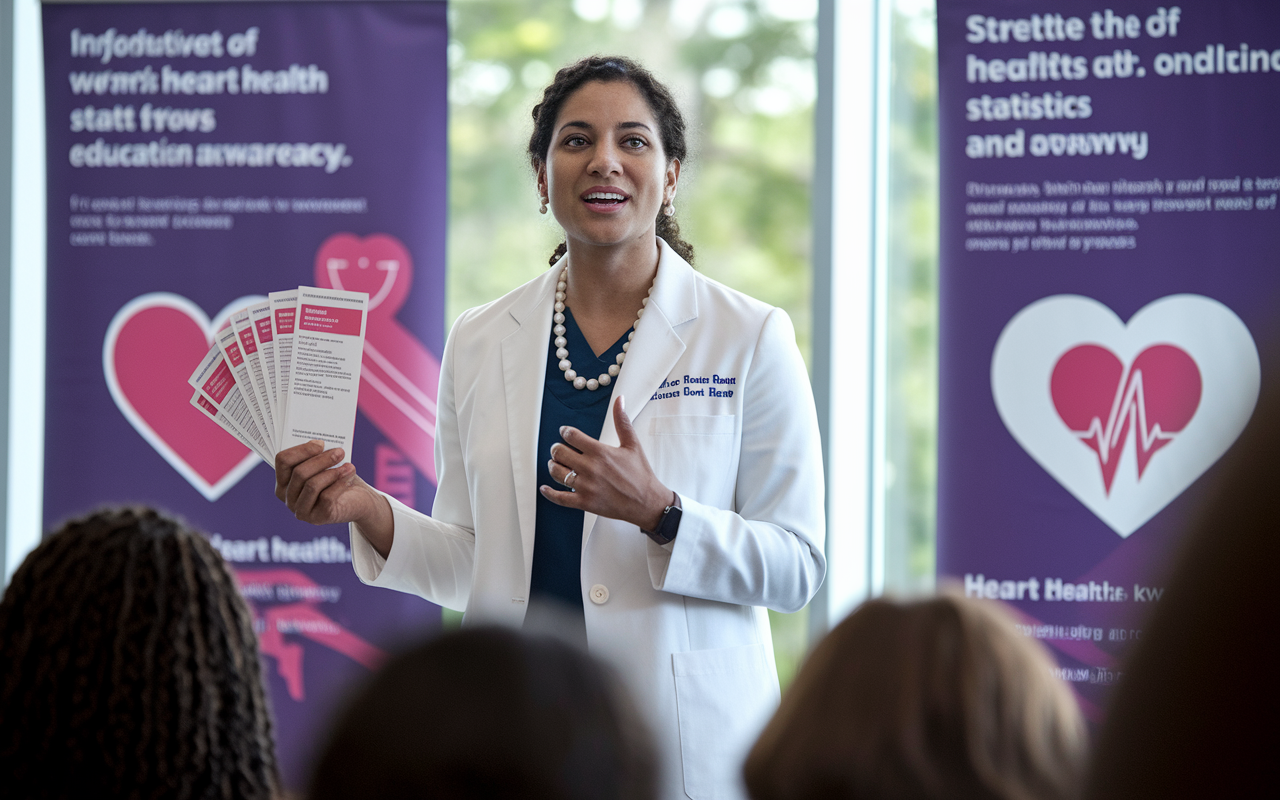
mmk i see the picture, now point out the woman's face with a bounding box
[538,80,680,254]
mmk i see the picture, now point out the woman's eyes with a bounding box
[560,134,649,149]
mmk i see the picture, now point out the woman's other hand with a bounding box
[275,441,394,557]
[541,397,672,532]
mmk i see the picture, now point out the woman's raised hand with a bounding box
[275,441,394,556]
[541,397,673,532]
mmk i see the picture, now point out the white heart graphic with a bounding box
[104,293,267,501]
[991,294,1260,537]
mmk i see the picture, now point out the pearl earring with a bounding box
[539,196,548,214]
[663,202,675,217]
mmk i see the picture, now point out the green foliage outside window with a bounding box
[882,0,939,596]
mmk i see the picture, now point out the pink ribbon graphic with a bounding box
[237,568,387,701]
[315,233,441,487]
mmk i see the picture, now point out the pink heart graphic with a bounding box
[104,293,267,501]
[317,233,411,313]
[1051,344,1202,495]
[992,294,1259,537]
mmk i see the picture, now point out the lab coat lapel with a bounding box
[584,240,697,544]
[502,264,560,582]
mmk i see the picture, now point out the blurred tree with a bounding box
[446,0,818,687]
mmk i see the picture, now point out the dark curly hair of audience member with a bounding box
[744,595,1087,800]
[0,506,279,800]
[528,54,694,266]
[308,626,657,800]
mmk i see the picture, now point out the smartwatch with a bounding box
[642,493,682,545]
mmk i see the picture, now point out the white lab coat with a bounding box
[351,238,826,800]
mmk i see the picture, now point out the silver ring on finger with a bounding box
[564,469,577,489]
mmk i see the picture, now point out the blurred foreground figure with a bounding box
[308,627,656,800]
[0,506,279,800]
[744,595,1086,800]
[1085,373,1280,798]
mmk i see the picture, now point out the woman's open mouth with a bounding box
[581,190,630,212]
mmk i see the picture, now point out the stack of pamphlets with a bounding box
[188,286,369,465]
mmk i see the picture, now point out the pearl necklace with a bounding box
[554,266,654,391]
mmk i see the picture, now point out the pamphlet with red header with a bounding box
[187,286,369,463]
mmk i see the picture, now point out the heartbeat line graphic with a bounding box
[1051,344,1202,495]
[1075,368,1175,493]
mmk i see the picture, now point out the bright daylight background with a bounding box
[445,0,940,686]
[0,0,941,690]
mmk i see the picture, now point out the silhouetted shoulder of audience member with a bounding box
[308,626,656,800]
[0,505,279,800]
[744,594,1086,800]
[1085,373,1280,799]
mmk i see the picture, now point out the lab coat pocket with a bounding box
[672,643,779,800]
[648,415,737,503]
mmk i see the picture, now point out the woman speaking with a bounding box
[276,56,825,800]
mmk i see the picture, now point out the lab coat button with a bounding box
[589,584,609,604]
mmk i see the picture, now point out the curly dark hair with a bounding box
[0,506,279,800]
[528,55,694,266]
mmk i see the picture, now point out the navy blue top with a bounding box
[529,308,629,627]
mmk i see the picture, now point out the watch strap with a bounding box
[642,493,682,545]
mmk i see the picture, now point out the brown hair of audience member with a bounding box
[744,595,1087,800]
[308,626,657,800]
[528,54,695,266]
[0,506,279,800]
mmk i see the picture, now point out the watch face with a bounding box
[658,505,682,543]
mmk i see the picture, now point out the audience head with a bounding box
[745,594,1086,800]
[0,505,279,800]
[1084,366,1280,798]
[308,626,657,800]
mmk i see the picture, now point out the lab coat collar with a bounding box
[501,240,698,578]
[504,240,696,328]
[501,263,559,583]
[588,238,695,545]
[606,237,696,436]
[648,236,699,329]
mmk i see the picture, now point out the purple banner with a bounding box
[42,2,447,786]
[938,1,1279,718]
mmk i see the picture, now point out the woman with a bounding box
[743,595,1087,800]
[309,627,656,800]
[277,56,825,800]
[0,506,280,800]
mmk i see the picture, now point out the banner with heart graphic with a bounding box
[43,3,447,788]
[938,1,1280,720]
[992,294,1259,537]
